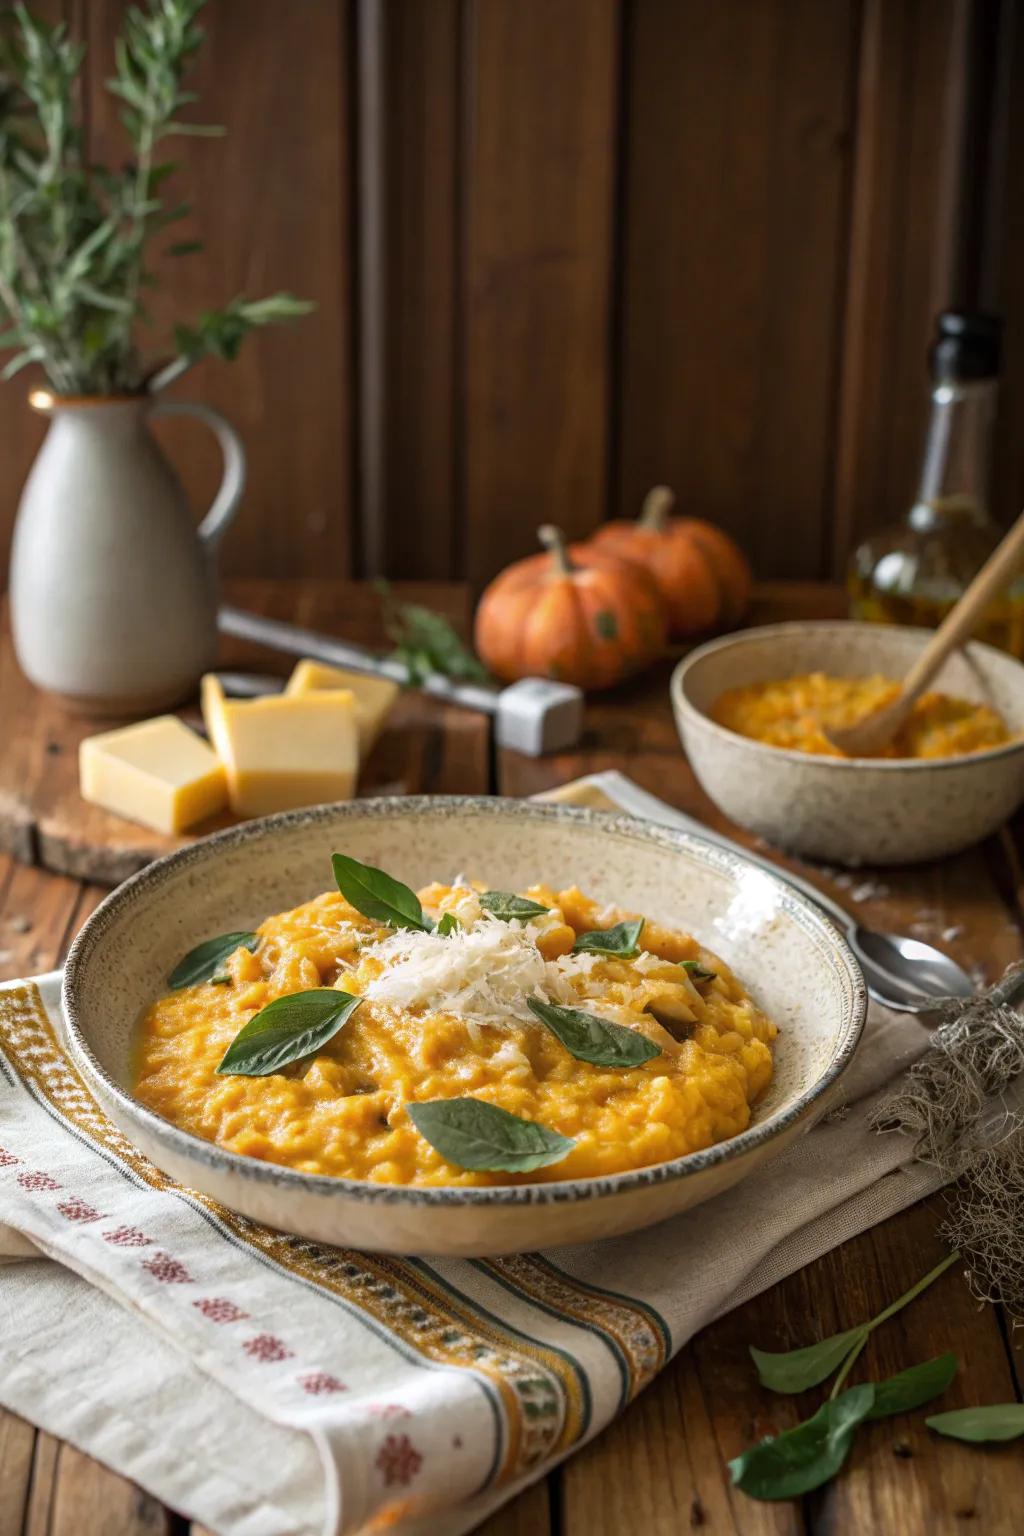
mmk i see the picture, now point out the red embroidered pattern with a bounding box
[56,1196,103,1223]
[298,1371,347,1396]
[17,1170,60,1191]
[0,1148,19,1167]
[367,1403,412,1420]
[103,1225,152,1247]
[193,1297,248,1325]
[375,1433,422,1487]
[242,1334,293,1364]
[141,1251,193,1284]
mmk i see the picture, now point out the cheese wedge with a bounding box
[285,658,398,759]
[79,716,227,834]
[201,674,358,818]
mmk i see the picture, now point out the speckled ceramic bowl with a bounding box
[61,797,865,1256]
[673,621,1024,866]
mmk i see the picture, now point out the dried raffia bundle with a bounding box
[871,963,1024,1317]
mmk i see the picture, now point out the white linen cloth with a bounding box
[0,775,948,1536]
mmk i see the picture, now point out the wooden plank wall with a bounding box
[0,0,1018,592]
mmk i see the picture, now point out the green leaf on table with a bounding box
[168,931,259,989]
[866,1353,957,1420]
[479,891,550,922]
[681,959,717,983]
[437,912,461,937]
[729,1384,875,1501]
[407,1098,574,1173]
[926,1404,1024,1443]
[377,581,491,686]
[527,997,661,1067]
[216,990,362,1077]
[750,1327,868,1395]
[332,853,432,933]
[572,919,645,958]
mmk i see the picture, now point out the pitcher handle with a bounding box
[150,400,247,551]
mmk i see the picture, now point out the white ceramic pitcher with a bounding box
[10,390,245,714]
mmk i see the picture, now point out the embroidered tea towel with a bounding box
[0,775,950,1536]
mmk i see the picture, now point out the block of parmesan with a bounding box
[285,658,398,759]
[79,715,227,834]
[201,675,358,819]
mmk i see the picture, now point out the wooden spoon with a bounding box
[826,508,1024,757]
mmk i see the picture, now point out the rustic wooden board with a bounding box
[0,580,473,886]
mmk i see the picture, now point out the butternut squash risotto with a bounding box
[711,673,1010,760]
[136,871,778,1187]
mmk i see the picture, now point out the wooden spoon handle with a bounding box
[900,508,1024,702]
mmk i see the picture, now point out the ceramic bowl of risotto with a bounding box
[61,796,865,1256]
[673,621,1024,866]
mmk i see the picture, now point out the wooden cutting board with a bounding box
[0,581,476,885]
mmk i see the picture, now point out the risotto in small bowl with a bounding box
[672,621,1024,865]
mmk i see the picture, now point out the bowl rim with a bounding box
[61,795,867,1209]
[672,619,1024,773]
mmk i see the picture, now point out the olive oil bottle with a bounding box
[848,312,1024,656]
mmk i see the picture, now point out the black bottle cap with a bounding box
[930,311,1001,383]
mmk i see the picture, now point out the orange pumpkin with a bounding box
[589,487,752,638]
[474,525,667,691]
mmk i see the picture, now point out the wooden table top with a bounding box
[2,578,1023,1535]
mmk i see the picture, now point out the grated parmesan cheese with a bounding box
[362,914,604,1029]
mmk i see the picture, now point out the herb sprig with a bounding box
[332,853,433,933]
[733,1252,963,1501]
[479,891,550,922]
[0,2,311,394]
[407,1097,574,1173]
[216,989,362,1077]
[572,919,644,958]
[527,997,660,1067]
[376,580,491,688]
[168,931,258,989]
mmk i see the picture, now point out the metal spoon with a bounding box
[776,875,974,1013]
[575,772,976,1014]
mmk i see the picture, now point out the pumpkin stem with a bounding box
[538,524,575,575]
[639,485,676,532]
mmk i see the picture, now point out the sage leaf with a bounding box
[681,959,717,982]
[437,912,461,936]
[926,1404,1024,1443]
[729,1384,875,1501]
[168,931,259,990]
[572,919,645,958]
[527,997,661,1067]
[332,853,432,933]
[479,891,550,922]
[216,990,362,1077]
[377,583,491,685]
[407,1098,574,1173]
[866,1353,957,1421]
[750,1327,868,1395]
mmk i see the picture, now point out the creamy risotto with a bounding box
[136,873,778,1187]
[711,672,1010,760]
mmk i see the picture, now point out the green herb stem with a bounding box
[828,1334,867,1401]
[828,1251,960,1400]
[866,1250,960,1335]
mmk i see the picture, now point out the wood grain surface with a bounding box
[617,0,858,580]
[0,3,1016,590]
[2,577,1024,1535]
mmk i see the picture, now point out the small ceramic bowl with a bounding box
[61,797,865,1256]
[672,621,1024,866]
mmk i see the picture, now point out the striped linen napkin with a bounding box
[0,774,945,1536]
